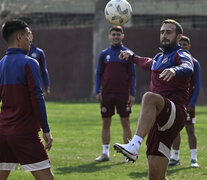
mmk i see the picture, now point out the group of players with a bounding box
[0,18,201,180]
[95,20,201,180]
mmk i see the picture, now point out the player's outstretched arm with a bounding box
[119,50,132,60]
[43,132,53,151]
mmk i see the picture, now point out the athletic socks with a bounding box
[190,149,197,160]
[130,135,143,152]
[171,149,179,161]
[102,144,110,156]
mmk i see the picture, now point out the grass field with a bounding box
[7,102,207,180]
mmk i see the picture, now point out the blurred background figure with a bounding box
[169,35,201,168]
[28,31,51,99]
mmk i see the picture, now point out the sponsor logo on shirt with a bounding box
[162,57,168,64]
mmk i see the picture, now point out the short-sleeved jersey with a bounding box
[28,44,50,89]
[0,48,50,135]
[95,44,136,96]
[130,45,194,107]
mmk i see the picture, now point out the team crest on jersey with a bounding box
[106,55,110,62]
[101,107,107,113]
[31,53,37,58]
[162,57,168,64]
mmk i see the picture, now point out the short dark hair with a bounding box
[109,26,123,34]
[180,35,191,44]
[1,19,28,43]
[162,19,183,35]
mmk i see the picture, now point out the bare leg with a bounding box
[102,117,112,144]
[31,168,54,180]
[172,133,181,150]
[185,124,197,149]
[120,117,132,143]
[0,171,10,180]
[148,155,168,180]
[136,92,165,138]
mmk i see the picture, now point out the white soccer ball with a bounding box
[104,0,132,26]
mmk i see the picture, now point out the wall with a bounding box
[0,27,206,104]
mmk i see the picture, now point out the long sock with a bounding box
[102,144,110,156]
[130,135,143,152]
[190,149,197,161]
[171,149,179,161]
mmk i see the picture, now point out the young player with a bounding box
[169,35,201,168]
[95,26,136,162]
[28,31,51,99]
[114,19,194,179]
[0,19,54,180]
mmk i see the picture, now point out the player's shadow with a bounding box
[128,166,190,179]
[56,161,124,174]
[167,166,191,176]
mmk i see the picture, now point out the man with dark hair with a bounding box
[28,31,51,99]
[0,19,54,180]
[169,35,201,168]
[114,19,194,179]
[95,26,136,162]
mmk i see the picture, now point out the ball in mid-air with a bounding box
[104,0,132,26]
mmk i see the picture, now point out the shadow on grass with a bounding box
[128,171,148,179]
[128,166,191,179]
[167,166,191,176]
[55,161,125,174]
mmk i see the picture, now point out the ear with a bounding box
[177,34,182,42]
[16,32,22,42]
[121,33,125,39]
[188,44,191,51]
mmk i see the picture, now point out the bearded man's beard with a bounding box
[160,38,177,50]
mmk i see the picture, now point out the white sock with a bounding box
[190,149,197,160]
[130,135,143,152]
[102,144,110,155]
[171,149,179,161]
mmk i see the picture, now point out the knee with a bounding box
[186,125,195,136]
[142,92,159,103]
[142,92,164,108]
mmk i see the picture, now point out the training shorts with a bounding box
[146,97,186,160]
[185,108,196,124]
[100,93,131,118]
[0,133,50,172]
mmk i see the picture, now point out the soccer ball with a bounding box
[104,0,132,26]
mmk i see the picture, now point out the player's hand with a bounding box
[96,93,102,101]
[43,87,51,100]
[119,50,132,60]
[43,132,53,151]
[159,68,176,81]
[128,95,135,107]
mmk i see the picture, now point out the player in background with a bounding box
[168,35,201,168]
[28,31,50,99]
[0,19,54,180]
[114,19,194,180]
[95,26,136,162]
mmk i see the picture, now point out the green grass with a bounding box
[7,102,207,180]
